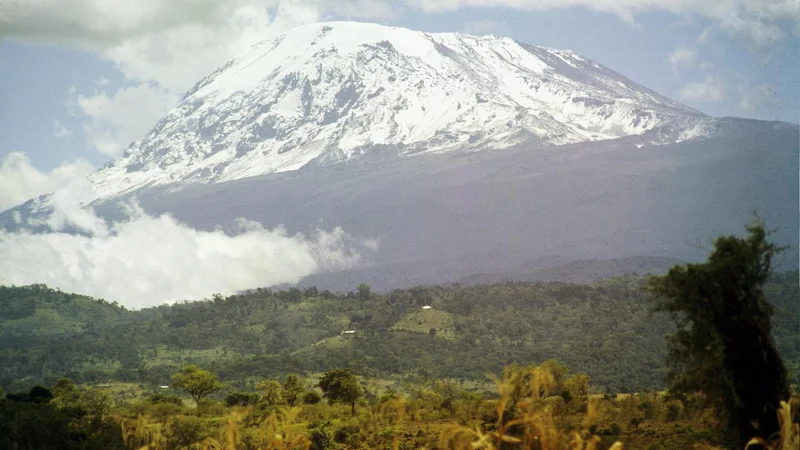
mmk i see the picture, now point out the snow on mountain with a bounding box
[90,21,710,199]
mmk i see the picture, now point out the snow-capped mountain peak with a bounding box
[91,21,708,199]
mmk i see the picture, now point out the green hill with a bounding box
[1,272,797,394]
[391,308,456,340]
[0,284,131,339]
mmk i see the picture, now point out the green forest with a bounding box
[1,225,799,449]
[1,272,797,393]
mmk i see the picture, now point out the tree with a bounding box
[257,380,284,406]
[282,375,305,407]
[433,380,461,416]
[170,365,223,405]
[563,374,590,405]
[647,222,789,448]
[357,284,371,300]
[318,369,363,415]
[167,415,206,449]
[51,378,81,409]
[80,388,114,417]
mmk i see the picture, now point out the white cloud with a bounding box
[678,75,727,102]
[0,152,95,212]
[0,151,375,307]
[0,191,375,308]
[463,19,508,36]
[668,47,697,70]
[739,83,781,112]
[1,1,334,159]
[77,84,179,157]
[403,0,798,46]
[53,119,74,140]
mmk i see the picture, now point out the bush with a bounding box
[666,401,682,422]
[147,393,183,406]
[333,421,361,445]
[224,391,258,407]
[309,422,334,450]
[303,391,322,405]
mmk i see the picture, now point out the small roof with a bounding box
[342,330,356,334]
[422,305,432,309]
[159,385,170,389]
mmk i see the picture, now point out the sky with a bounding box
[0,0,798,306]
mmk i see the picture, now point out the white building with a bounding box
[422,305,432,310]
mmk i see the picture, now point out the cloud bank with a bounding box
[0,207,375,308]
[0,152,95,211]
[0,153,376,308]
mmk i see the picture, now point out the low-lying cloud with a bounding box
[0,152,95,212]
[0,174,376,308]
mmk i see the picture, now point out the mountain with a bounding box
[1,22,797,295]
[456,256,683,286]
[89,21,711,200]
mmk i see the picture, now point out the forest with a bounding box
[1,225,799,449]
[1,273,797,393]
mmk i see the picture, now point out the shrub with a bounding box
[224,391,258,407]
[147,393,183,406]
[309,422,334,450]
[304,391,322,405]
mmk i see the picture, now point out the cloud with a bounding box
[0,1,392,92]
[678,75,727,103]
[77,83,179,157]
[2,1,334,159]
[402,0,798,46]
[463,19,508,36]
[668,47,697,70]
[0,152,95,212]
[53,119,74,140]
[739,83,781,112]
[0,190,376,308]
[328,0,399,19]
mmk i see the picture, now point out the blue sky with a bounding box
[0,0,797,174]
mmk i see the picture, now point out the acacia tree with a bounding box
[318,369,363,415]
[171,365,223,405]
[282,375,305,407]
[647,222,789,448]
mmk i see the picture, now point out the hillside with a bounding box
[1,272,797,394]
[0,285,131,340]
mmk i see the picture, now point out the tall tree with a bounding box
[647,222,789,448]
[318,369,363,415]
[257,380,283,406]
[171,365,223,405]
[282,375,305,407]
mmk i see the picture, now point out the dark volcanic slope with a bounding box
[75,118,795,292]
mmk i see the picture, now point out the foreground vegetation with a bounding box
[2,361,797,450]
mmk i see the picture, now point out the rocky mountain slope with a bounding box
[89,21,710,199]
